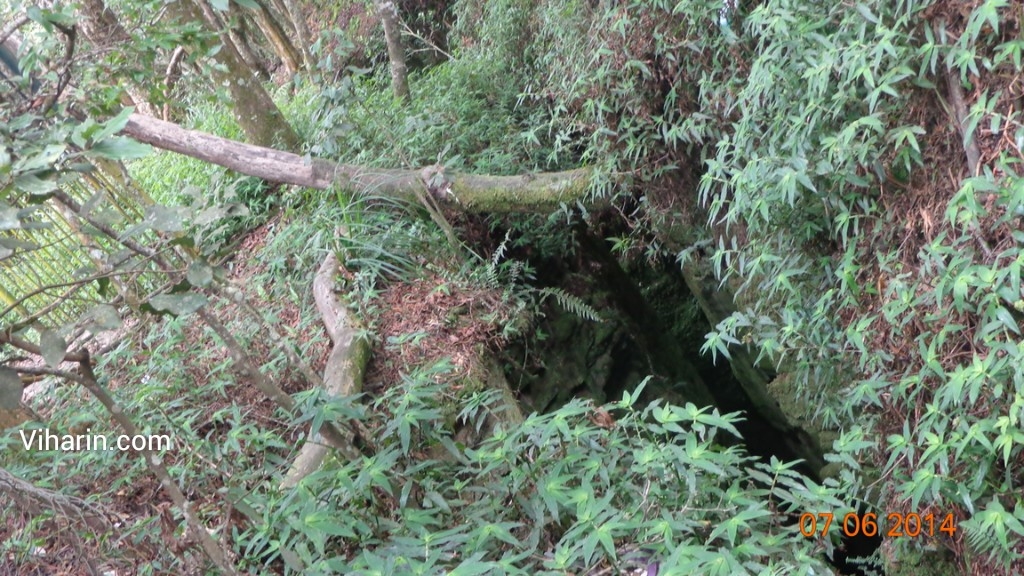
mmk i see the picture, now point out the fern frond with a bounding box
[492,229,512,266]
[485,262,500,289]
[963,515,1016,567]
[538,288,602,322]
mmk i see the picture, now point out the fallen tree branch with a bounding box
[67,222,374,474]
[282,250,370,488]
[0,15,29,48]
[121,113,596,213]
[0,466,112,532]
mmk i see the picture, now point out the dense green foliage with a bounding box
[460,0,1024,569]
[3,0,1024,574]
[695,1,1024,570]
[247,375,829,575]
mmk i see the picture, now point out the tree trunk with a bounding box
[280,0,314,72]
[251,0,303,76]
[76,0,159,117]
[376,0,409,102]
[166,0,301,150]
[121,113,594,212]
[198,0,270,80]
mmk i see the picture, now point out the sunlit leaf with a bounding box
[88,137,152,160]
[149,293,208,316]
[0,368,23,410]
[38,329,67,368]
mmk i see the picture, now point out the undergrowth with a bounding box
[3,183,842,574]
[14,0,1013,572]
[129,85,323,255]
[240,370,836,576]
[309,57,580,174]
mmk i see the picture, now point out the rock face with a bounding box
[502,230,826,480]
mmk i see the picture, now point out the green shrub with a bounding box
[237,368,836,575]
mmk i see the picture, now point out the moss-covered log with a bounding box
[121,114,594,213]
[282,251,369,488]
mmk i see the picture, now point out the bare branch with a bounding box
[39,21,77,115]
[401,21,452,61]
[0,331,88,363]
[121,113,598,213]
[0,14,30,47]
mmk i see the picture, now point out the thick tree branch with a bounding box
[120,113,596,213]
[0,15,29,47]
[282,250,370,488]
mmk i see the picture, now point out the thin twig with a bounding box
[40,23,77,115]
[400,21,453,61]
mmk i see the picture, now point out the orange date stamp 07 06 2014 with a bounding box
[799,512,958,539]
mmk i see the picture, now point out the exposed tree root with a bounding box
[281,251,369,488]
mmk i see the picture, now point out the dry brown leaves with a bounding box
[364,273,511,393]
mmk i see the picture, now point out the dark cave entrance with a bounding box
[497,221,884,575]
